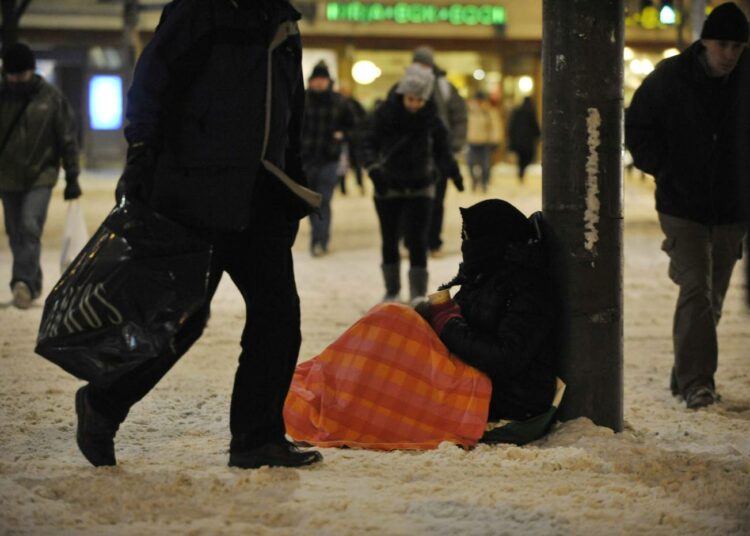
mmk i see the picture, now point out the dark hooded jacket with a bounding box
[0,74,79,192]
[361,91,458,192]
[625,40,750,225]
[125,0,318,230]
[438,205,557,421]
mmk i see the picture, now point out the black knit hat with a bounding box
[701,2,749,43]
[459,199,533,243]
[2,42,36,74]
[309,61,331,80]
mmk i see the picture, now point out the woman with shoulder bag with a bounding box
[361,65,463,304]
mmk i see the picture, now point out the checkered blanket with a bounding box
[283,303,492,450]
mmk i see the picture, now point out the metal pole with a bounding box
[1,0,18,51]
[542,0,624,431]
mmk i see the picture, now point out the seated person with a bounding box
[283,199,558,450]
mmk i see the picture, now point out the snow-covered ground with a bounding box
[1,164,748,535]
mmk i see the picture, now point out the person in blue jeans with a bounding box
[0,43,81,309]
[300,61,355,256]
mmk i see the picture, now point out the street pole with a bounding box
[541,0,624,432]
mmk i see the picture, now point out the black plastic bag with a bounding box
[35,198,211,388]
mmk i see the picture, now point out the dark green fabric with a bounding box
[479,405,558,446]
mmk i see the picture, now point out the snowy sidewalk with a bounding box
[1,166,748,535]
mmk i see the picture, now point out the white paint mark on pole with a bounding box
[584,107,601,253]
[555,54,567,71]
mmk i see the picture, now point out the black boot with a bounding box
[75,386,119,467]
[408,267,429,305]
[228,436,322,469]
[381,263,401,302]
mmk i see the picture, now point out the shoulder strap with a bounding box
[0,95,32,157]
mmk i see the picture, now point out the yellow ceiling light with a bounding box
[352,60,382,85]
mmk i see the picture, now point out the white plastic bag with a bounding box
[60,199,89,273]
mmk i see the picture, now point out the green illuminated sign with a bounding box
[326,2,506,26]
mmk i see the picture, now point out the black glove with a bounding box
[450,169,465,192]
[368,167,389,196]
[115,142,157,203]
[63,174,82,200]
[413,298,431,320]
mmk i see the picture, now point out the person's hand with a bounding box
[115,142,157,203]
[429,300,462,334]
[413,298,431,320]
[63,174,82,200]
[450,170,465,192]
[425,299,463,334]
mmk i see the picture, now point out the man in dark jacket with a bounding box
[300,61,353,256]
[625,2,749,410]
[0,43,81,309]
[75,0,323,469]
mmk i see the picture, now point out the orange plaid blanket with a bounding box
[283,303,492,450]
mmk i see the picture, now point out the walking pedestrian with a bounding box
[0,42,81,309]
[411,46,467,258]
[75,0,323,469]
[625,2,749,409]
[301,61,354,256]
[362,65,463,304]
[466,90,503,193]
[508,96,540,182]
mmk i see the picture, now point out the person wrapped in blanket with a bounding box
[417,198,557,422]
[283,198,558,449]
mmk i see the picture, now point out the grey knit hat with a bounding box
[412,45,435,67]
[395,64,435,101]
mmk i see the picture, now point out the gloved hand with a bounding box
[115,142,157,203]
[426,299,463,334]
[63,174,82,200]
[449,169,465,192]
[413,298,431,320]
[368,166,389,196]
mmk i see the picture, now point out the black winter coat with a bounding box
[440,240,557,421]
[125,0,318,230]
[625,41,750,225]
[361,92,457,192]
[300,89,354,166]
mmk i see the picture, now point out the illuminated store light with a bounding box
[629,58,654,75]
[326,2,506,26]
[518,76,533,94]
[659,5,676,25]
[473,69,486,81]
[89,75,122,130]
[352,60,382,85]
[662,48,679,58]
[623,47,635,61]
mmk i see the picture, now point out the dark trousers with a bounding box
[89,193,302,447]
[467,144,494,192]
[658,213,746,395]
[1,186,53,298]
[427,173,448,252]
[515,148,534,180]
[376,196,432,267]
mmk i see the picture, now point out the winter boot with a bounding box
[408,267,429,305]
[381,263,401,302]
[75,386,119,467]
